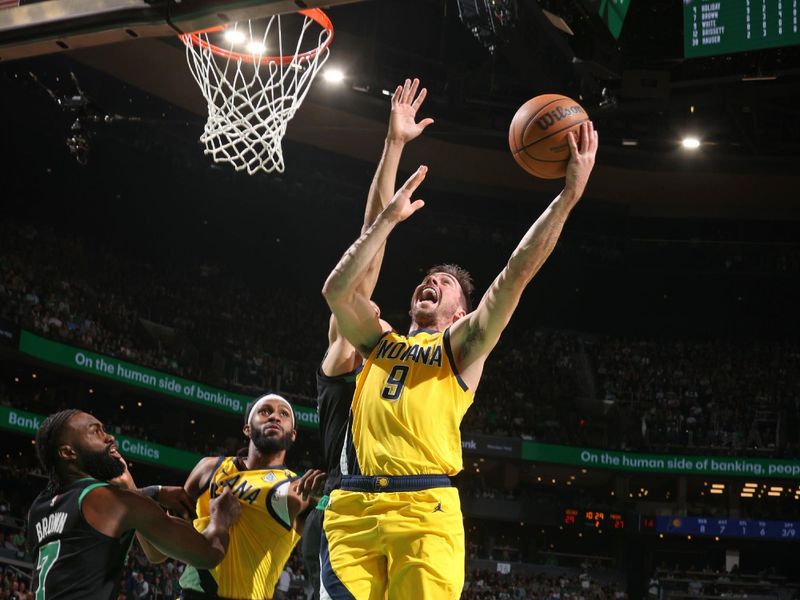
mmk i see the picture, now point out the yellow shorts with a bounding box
[320,487,465,600]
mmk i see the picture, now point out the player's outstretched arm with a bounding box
[82,485,240,569]
[323,166,428,355]
[109,455,196,563]
[450,122,599,389]
[323,79,433,374]
[359,78,434,290]
[364,77,433,233]
[108,455,227,565]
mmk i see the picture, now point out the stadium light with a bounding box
[744,483,758,489]
[223,29,247,45]
[323,68,345,84]
[682,137,701,149]
[711,484,725,489]
[768,491,781,497]
[709,489,724,494]
[246,41,266,54]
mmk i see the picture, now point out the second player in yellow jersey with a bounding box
[181,457,300,599]
[172,394,324,600]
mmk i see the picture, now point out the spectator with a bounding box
[274,565,292,600]
[135,572,149,599]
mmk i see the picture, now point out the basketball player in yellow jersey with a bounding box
[322,120,599,598]
[302,77,430,600]
[161,394,325,600]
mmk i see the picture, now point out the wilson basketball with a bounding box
[508,94,589,179]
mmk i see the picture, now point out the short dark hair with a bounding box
[427,264,474,313]
[36,409,81,492]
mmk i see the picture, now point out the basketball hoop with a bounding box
[180,9,333,175]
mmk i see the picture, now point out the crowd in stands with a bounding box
[589,336,800,456]
[462,569,626,600]
[647,564,799,600]
[0,565,32,600]
[1,221,798,456]
[0,222,324,399]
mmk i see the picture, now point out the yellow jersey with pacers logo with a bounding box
[349,328,474,476]
[180,456,301,599]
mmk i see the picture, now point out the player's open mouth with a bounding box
[108,445,121,458]
[265,424,282,434]
[418,286,439,304]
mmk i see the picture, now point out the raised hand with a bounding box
[209,488,241,530]
[293,469,326,502]
[564,121,598,199]
[388,78,434,144]
[383,165,428,224]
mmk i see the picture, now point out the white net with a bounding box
[181,11,332,175]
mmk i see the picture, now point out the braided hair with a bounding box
[36,409,80,493]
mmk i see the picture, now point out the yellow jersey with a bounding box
[349,328,474,476]
[180,456,301,599]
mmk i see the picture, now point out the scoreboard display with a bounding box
[684,1,800,58]
[564,508,625,530]
[655,516,799,541]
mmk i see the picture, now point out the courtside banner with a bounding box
[0,405,202,472]
[17,330,319,429]
[522,441,800,479]
[461,434,521,458]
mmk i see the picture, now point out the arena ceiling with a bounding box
[2,0,799,219]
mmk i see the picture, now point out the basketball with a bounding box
[508,94,589,179]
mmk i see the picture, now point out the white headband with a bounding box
[248,394,295,429]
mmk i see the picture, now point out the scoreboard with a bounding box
[564,508,626,530]
[654,516,799,541]
[684,1,800,58]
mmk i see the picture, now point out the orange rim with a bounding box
[179,8,333,66]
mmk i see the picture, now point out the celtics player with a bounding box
[321,122,599,598]
[301,77,432,600]
[174,393,325,600]
[27,409,241,600]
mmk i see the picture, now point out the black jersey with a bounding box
[316,367,358,495]
[27,477,134,600]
